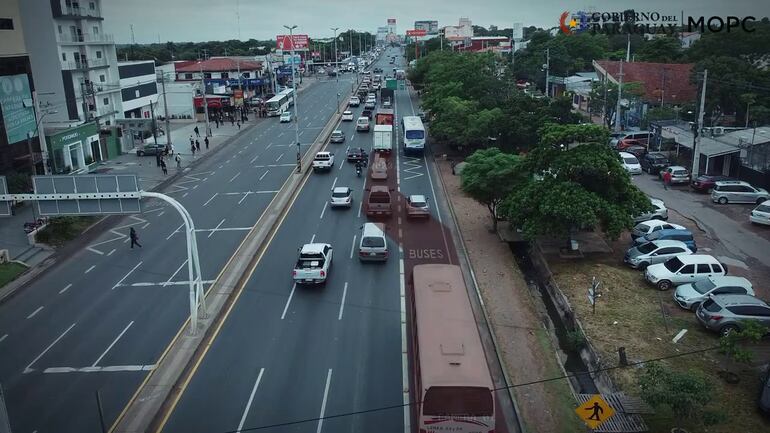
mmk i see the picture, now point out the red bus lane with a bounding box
[362,151,510,433]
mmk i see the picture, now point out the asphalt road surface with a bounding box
[0,71,357,433]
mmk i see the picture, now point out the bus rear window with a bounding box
[423,386,493,417]
[406,130,425,140]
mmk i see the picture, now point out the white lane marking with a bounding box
[59,283,72,294]
[182,192,189,198]
[92,321,134,367]
[222,191,278,195]
[281,283,297,320]
[350,235,357,259]
[357,200,362,218]
[142,222,150,229]
[250,154,259,164]
[43,364,156,374]
[253,163,296,168]
[276,153,284,162]
[238,193,250,205]
[259,170,269,181]
[26,306,44,319]
[114,280,215,288]
[338,282,348,320]
[236,368,265,433]
[85,265,95,274]
[87,248,105,255]
[24,322,77,373]
[319,201,328,219]
[164,260,188,287]
[112,261,143,290]
[331,177,338,189]
[266,143,272,149]
[338,158,345,171]
[203,193,218,207]
[0,334,7,343]
[157,211,165,217]
[107,248,116,256]
[209,219,226,238]
[167,222,184,240]
[310,234,316,243]
[316,369,333,433]
[424,153,452,265]
[229,172,241,183]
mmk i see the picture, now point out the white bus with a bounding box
[266,88,295,116]
[401,116,425,155]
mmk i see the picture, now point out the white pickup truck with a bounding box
[312,151,335,171]
[292,243,333,285]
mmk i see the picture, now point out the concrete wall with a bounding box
[0,0,26,57]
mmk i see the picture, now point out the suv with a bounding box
[358,222,389,262]
[659,166,690,184]
[330,130,345,143]
[349,96,360,107]
[645,254,726,291]
[356,117,370,132]
[624,239,693,270]
[696,294,770,336]
[640,152,670,175]
[312,151,335,171]
[674,276,754,311]
[711,181,770,204]
[690,174,737,193]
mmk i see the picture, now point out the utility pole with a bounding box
[199,61,211,137]
[358,32,362,56]
[349,29,353,58]
[32,91,52,175]
[284,24,301,173]
[544,48,550,98]
[692,69,707,177]
[331,27,340,113]
[614,60,624,133]
[626,33,631,62]
[157,70,172,150]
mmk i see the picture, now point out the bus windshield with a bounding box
[406,130,425,140]
[423,386,493,417]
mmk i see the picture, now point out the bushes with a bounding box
[35,216,96,246]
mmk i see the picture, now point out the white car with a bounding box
[633,198,668,223]
[630,219,686,239]
[341,110,354,121]
[330,187,353,207]
[624,239,693,270]
[312,151,335,171]
[349,96,360,107]
[750,200,770,225]
[674,276,754,311]
[644,254,726,291]
[619,151,642,174]
[280,111,292,123]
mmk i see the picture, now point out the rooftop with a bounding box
[175,58,262,73]
[660,123,770,157]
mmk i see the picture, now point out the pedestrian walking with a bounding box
[237,121,241,130]
[175,153,182,169]
[155,153,162,167]
[662,169,672,190]
[191,143,196,156]
[204,136,210,149]
[129,227,142,249]
[160,159,168,175]
[231,117,235,126]
[190,135,194,147]
[195,139,201,152]
[170,144,175,155]
[194,126,200,137]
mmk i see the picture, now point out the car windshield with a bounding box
[664,256,685,272]
[411,200,426,208]
[692,279,717,294]
[637,242,657,254]
[636,223,651,233]
[623,157,638,164]
[756,204,770,213]
[332,190,349,198]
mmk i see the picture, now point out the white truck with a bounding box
[312,151,335,171]
[373,124,393,152]
[292,243,333,285]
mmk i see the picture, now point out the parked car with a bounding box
[616,138,646,151]
[696,294,770,336]
[690,174,738,193]
[633,228,697,252]
[645,254,726,291]
[341,110,354,121]
[330,130,346,143]
[750,200,770,226]
[356,117,370,132]
[329,186,353,208]
[630,219,685,239]
[659,166,690,184]
[610,131,651,148]
[674,276,754,311]
[349,96,360,107]
[624,239,693,270]
[406,195,430,219]
[623,145,647,159]
[711,180,770,205]
[619,152,642,175]
[633,198,669,223]
[136,144,167,156]
[640,152,670,175]
[280,111,292,123]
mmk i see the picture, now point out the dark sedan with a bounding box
[640,152,670,175]
[624,145,647,159]
[690,174,737,193]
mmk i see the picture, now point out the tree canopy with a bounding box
[460,148,525,230]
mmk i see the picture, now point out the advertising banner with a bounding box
[0,74,36,145]
[406,29,427,36]
[388,18,396,25]
[276,34,309,51]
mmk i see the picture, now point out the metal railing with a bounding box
[65,6,102,18]
[62,58,109,70]
[57,33,114,44]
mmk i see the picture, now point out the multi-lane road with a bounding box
[1,47,518,433]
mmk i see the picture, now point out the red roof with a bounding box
[175,58,262,73]
[594,60,697,104]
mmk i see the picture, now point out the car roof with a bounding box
[654,228,693,237]
[649,239,690,249]
[358,116,368,120]
[637,219,671,228]
[677,254,719,264]
[706,275,752,288]
[709,293,767,307]
[316,151,332,156]
[715,180,750,186]
[409,194,427,202]
[343,110,352,114]
[332,129,343,134]
[332,186,350,193]
[618,152,638,158]
[668,165,687,170]
[300,243,330,253]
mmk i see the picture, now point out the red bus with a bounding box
[411,264,495,433]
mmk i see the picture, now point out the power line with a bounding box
[204,343,723,433]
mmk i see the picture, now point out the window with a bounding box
[204,73,212,79]
[58,25,62,34]
[221,72,229,79]
[103,97,109,106]
[62,52,67,61]
[96,50,102,59]
[0,18,13,30]
[93,26,99,34]
[89,2,95,9]
[711,264,724,273]
[242,72,250,78]
[184,73,193,80]
[696,264,711,274]
[680,264,695,274]
[99,74,105,82]
[656,247,677,255]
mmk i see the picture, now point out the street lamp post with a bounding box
[331,27,340,113]
[284,24,301,173]
[198,61,211,138]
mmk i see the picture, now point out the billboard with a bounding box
[387,18,396,25]
[414,20,439,34]
[276,34,309,51]
[0,74,37,145]
[513,22,523,40]
[406,29,427,37]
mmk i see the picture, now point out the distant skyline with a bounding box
[103,0,767,43]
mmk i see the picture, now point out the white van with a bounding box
[358,223,388,262]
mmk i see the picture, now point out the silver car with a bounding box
[711,181,770,205]
[660,166,690,184]
[624,239,692,270]
[674,276,754,311]
[329,187,352,207]
[696,294,770,336]
[630,219,684,240]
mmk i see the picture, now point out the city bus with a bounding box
[401,116,426,155]
[266,88,295,116]
[410,264,495,433]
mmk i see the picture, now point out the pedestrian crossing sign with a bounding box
[576,394,615,429]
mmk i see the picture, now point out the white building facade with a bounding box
[118,60,158,119]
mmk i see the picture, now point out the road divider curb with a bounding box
[111,79,357,433]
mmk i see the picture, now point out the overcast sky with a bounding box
[103,0,768,43]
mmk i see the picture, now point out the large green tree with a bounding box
[636,36,683,63]
[588,80,645,128]
[460,148,525,231]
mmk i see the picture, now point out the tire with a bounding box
[637,262,650,270]
[689,302,701,312]
[137,151,144,156]
[718,197,728,204]
[719,324,739,337]
[657,280,672,291]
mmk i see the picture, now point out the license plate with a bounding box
[305,279,313,282]
[370,253,376,256]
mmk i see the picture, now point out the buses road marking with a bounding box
[24,322,77,374]
[236,368,265,433]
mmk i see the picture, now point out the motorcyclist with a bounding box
[360,148,368,168]
[355,160,363,176]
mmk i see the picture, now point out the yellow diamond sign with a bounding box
[576,394,616,429]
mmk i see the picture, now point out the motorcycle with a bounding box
[356,165,362,177]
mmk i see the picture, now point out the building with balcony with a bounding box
[0,0,44,177]
[18,0,123,164]
[118,60,158,119]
